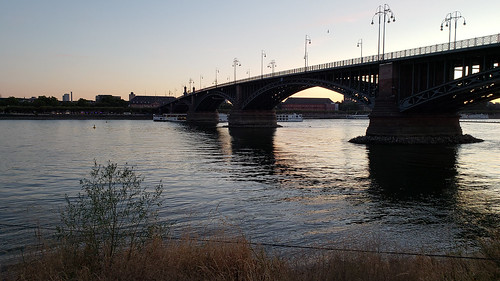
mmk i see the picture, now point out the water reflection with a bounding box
[228,128,277,183]
[366,143,500,243]
[177,123,222,140]
[367,144,459,200]
[229,127,276,153]
[172,123,231,154]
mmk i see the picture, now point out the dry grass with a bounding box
[3,233,500,281]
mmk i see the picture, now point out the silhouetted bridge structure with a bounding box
[159,34,500,139]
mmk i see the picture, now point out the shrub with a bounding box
[56,161,166,265]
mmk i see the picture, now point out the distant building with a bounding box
[281,97,339,111]
[95,95,122,103]
[62,93,70,102]
[129,95,176,108]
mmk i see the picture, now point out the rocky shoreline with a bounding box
[349,134,484,144]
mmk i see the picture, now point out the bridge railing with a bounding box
[384,33,500,60]
[191,33,500,95]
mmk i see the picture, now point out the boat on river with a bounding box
[277,113,303,122]
[153,114,187,122]
[460,113,489,119]
[218,113,228,123]
[220,113,303,122]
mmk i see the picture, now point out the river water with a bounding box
[1,119,499,261]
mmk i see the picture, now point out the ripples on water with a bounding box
[0,119,499,260]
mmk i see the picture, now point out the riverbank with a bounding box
[3,233,499,281]
[0,113,152,120]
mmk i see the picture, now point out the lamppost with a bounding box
[267,60,277,75]
[357,39,363,62]
[441,11,466,50]
[232,58,241,82]
[188,78,194,93]
[304,35,311,68]
[261,50,266,78]
[371,4,395,60]
[214,68,219,87]
[199,75,203,89]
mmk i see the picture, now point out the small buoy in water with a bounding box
[93,125,96,129]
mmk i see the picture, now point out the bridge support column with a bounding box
[186,111,219,126]
[353,62,481,144]
[366,113,462,136]
[227,110,278,128]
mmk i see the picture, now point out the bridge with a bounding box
[158,34,500,141]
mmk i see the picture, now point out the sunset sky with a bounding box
[1,0,499,102]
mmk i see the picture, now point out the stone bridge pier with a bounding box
[186,111,219,126]
[227,109,278,128]
[357,63,479,144]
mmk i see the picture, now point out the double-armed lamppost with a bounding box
[304,35,311,68]
[214,68,219,87]
[232,58,241,82]
[440,11,466,50]
[261,50,266,78]
[188,78,194,93]
[357,39,363,62]
[267,60,277,75]
[371,4,395,60]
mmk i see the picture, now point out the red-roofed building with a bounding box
[129,92,176,108]
[281,97,339,111]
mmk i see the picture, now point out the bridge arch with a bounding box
[241,77,374,110]
[192,90,234,112]
[169,100,190,113]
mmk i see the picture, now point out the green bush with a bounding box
[57,161,166,264]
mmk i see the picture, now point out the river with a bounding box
[1,119,499,262]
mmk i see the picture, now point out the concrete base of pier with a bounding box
[349,133,483,144]
[228,110,279,128]
[366,113,463,137]
[186,111,219,126]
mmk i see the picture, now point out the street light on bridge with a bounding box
[357,39,363,62]
[267,60,277,75]
[233,58,241,82]
[261,50,266,78]
[188,78,194,93]
[304,35,311,68]
[440,11,466,50]
[371,4,395,61]
[213,68,219,87]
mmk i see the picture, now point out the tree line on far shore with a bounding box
[0,96,154,115]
